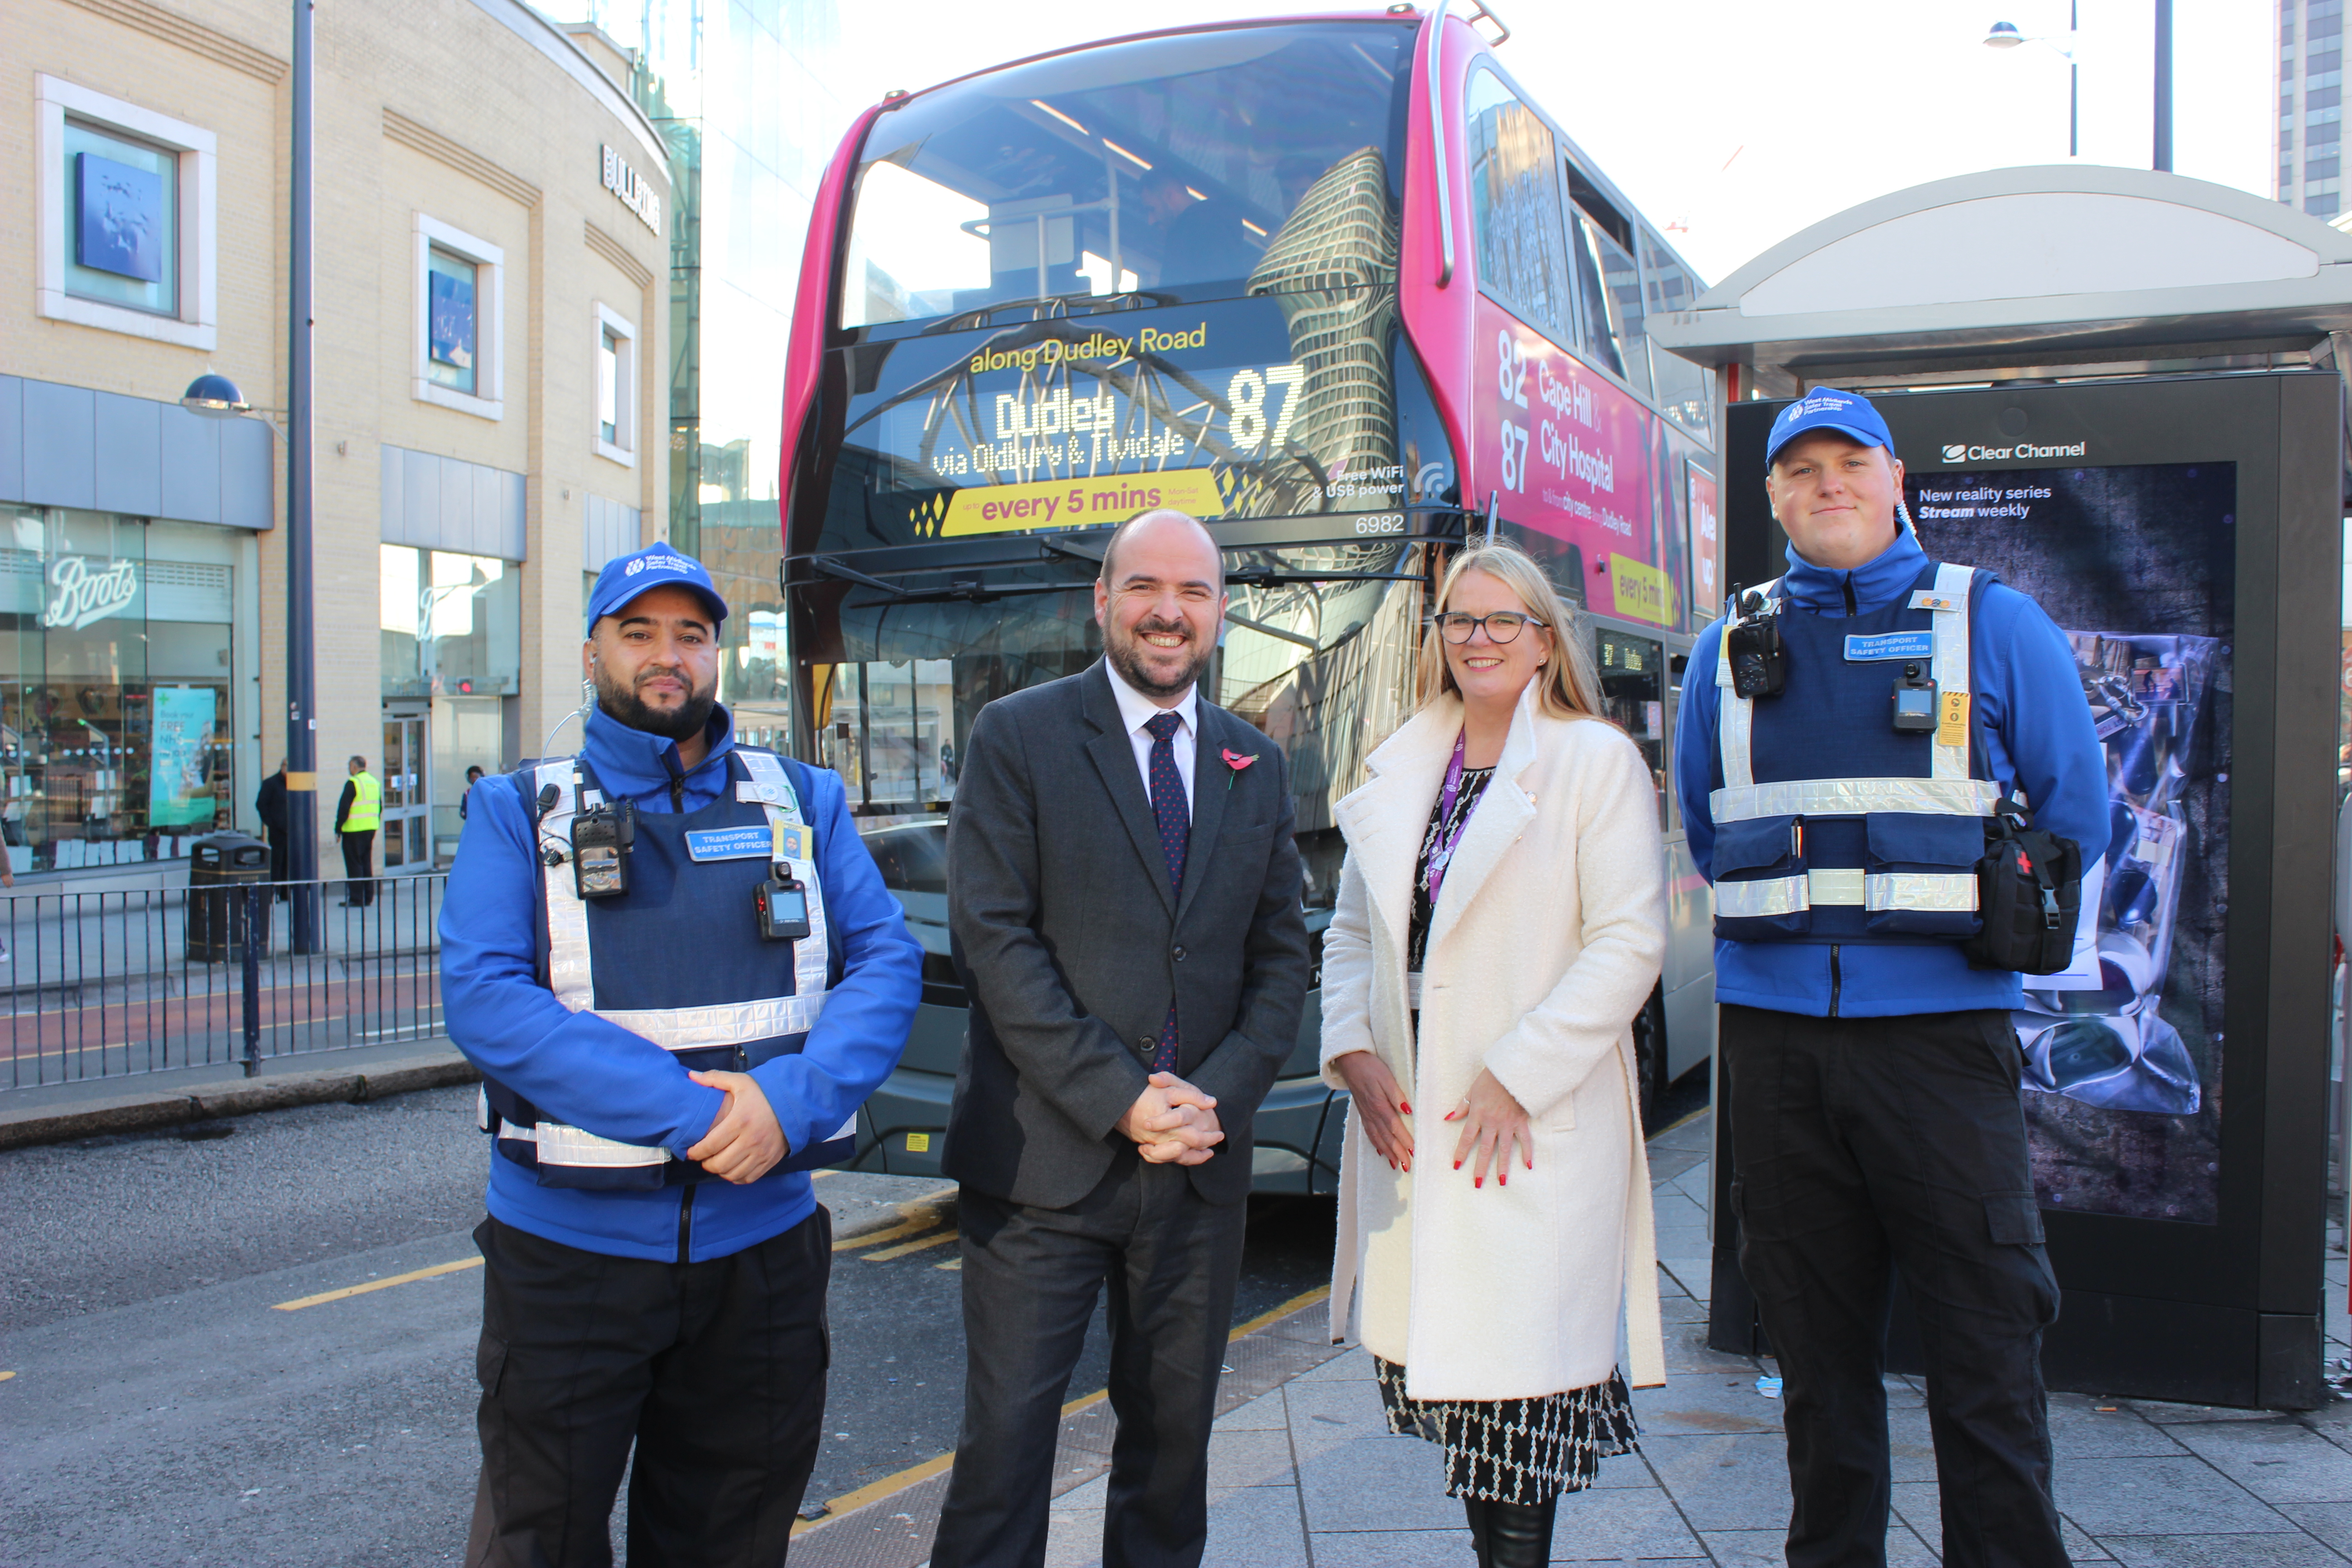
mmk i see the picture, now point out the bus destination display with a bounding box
[850,299,1417,547]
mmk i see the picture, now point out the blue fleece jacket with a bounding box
[1672,527,2111,1018]
[439,705,922,1261]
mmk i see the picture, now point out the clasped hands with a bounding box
[685,1069,789,1184]
[1115,1071,1224,1166]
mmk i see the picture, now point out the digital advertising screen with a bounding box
[1907,463,2235,1225]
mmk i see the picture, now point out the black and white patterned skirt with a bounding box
[1374,1356,1640,1504]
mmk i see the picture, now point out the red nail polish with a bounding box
[1498,1173,1507,1186]
[1475,1176,1484,1188]
[1453,1160,1461,1170]
[1400,1101,1413,1114]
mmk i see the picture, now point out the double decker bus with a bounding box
[779,3,1722,1191]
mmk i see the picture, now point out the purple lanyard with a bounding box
[1423,729,1472,907]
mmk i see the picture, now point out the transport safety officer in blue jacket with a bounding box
[441,544,922,1568]
[1673,389,2108,1568]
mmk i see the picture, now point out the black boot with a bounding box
[1460,1494,1491,1564]
[1483,1497,1557,1568]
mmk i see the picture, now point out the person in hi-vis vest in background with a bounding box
[336,755,381,907]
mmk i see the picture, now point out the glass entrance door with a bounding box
[380,710,431,872]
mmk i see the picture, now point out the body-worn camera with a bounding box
[756,872,811,942]
[570,799,637,898]
[1892,661,1939,733]
[1725,586,1788,699]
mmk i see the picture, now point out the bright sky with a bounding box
[834,0,2277,287]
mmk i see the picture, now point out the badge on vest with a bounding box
[686,824,807,862]
[1844,631,1936,662]
[1910,589,1963,612]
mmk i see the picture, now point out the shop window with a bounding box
[414,215,504,418]
[594,303,637,466]
[0,507,235,873]
[35,75,217,350]
[382,545,521,858]
[1464,67,1570,351]
[379,545,521,700]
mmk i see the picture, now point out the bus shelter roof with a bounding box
[1647,166,2352,391]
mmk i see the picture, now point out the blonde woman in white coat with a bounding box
[1321,539,1669,1568]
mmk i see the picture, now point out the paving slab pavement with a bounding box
[1008,1109,2352,1566]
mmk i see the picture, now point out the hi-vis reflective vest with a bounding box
[476,746,854,1188]
[344,771,382,832]
[1709,561,1998,945]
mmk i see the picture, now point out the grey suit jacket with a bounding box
[941,661,1311,1209]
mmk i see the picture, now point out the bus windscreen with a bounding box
[842,23,1414,329]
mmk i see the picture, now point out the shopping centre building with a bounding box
[0,0,671,885]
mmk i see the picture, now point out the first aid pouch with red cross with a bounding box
[1964,795,2083,975]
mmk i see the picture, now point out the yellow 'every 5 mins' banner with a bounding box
[941,471,1225,538]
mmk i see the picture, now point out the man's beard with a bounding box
[595,663,718,742]
[1105,614,1213,699]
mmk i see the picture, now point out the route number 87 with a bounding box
[1497,421,1530,493]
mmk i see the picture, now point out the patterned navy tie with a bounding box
[1144,710,1189,1073]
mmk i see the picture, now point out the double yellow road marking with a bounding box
[834,1192,958,1265]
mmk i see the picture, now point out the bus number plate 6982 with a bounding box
[1352,513,1404,536]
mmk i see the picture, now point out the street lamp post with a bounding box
[2153,0,2173,172]
[1984,8,2080,159]
[181,0,320,953]
[1985,2,2173,169]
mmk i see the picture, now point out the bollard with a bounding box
[241,881,263,1077]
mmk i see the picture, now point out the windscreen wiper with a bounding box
[808,556,907,598]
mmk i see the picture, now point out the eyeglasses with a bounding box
[1431,611,1545,644]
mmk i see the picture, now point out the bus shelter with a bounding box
[1650,164,2351,1409]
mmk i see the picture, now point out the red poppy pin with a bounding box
[1222,748,1258,789]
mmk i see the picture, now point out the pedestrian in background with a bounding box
[1672,387,2107,1568]
[440,544,923,1568]
[1320,539,1668,1568]
[930,508,1311,1568]
[459,763,485,822]
[334,754,379,906]
[255,758,289,895]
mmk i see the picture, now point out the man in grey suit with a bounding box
[932,509,1312,1568]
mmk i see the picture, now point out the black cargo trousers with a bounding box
[1721,1003,2068,1568]
[464,1209,832,1568]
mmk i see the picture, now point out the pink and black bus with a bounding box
[778,3,1722,1189]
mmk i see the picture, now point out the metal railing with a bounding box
[1,873,448,1089]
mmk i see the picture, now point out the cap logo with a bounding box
[625,558,645,575]
[1782,393,1853,421]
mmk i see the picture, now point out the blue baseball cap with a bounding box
[1764,387,1895,469]
[585,544,728,635]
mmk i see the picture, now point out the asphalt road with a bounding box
[0,1084,1339,1566]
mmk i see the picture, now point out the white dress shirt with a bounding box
[1105,660,1197,821]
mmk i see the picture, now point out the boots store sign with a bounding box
[601,145,661,236]
[42,557,139,630]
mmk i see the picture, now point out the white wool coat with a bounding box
[1320,687,1668,1400]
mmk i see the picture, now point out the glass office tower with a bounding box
[551,1,850,745]
[2280,0,2345,218]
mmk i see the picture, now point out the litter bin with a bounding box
[186,832,271,963]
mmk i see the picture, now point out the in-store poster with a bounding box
[1909,463,2234,1224]
[149,685,216,828]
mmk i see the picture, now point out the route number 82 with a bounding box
[1495,328,1530,493]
